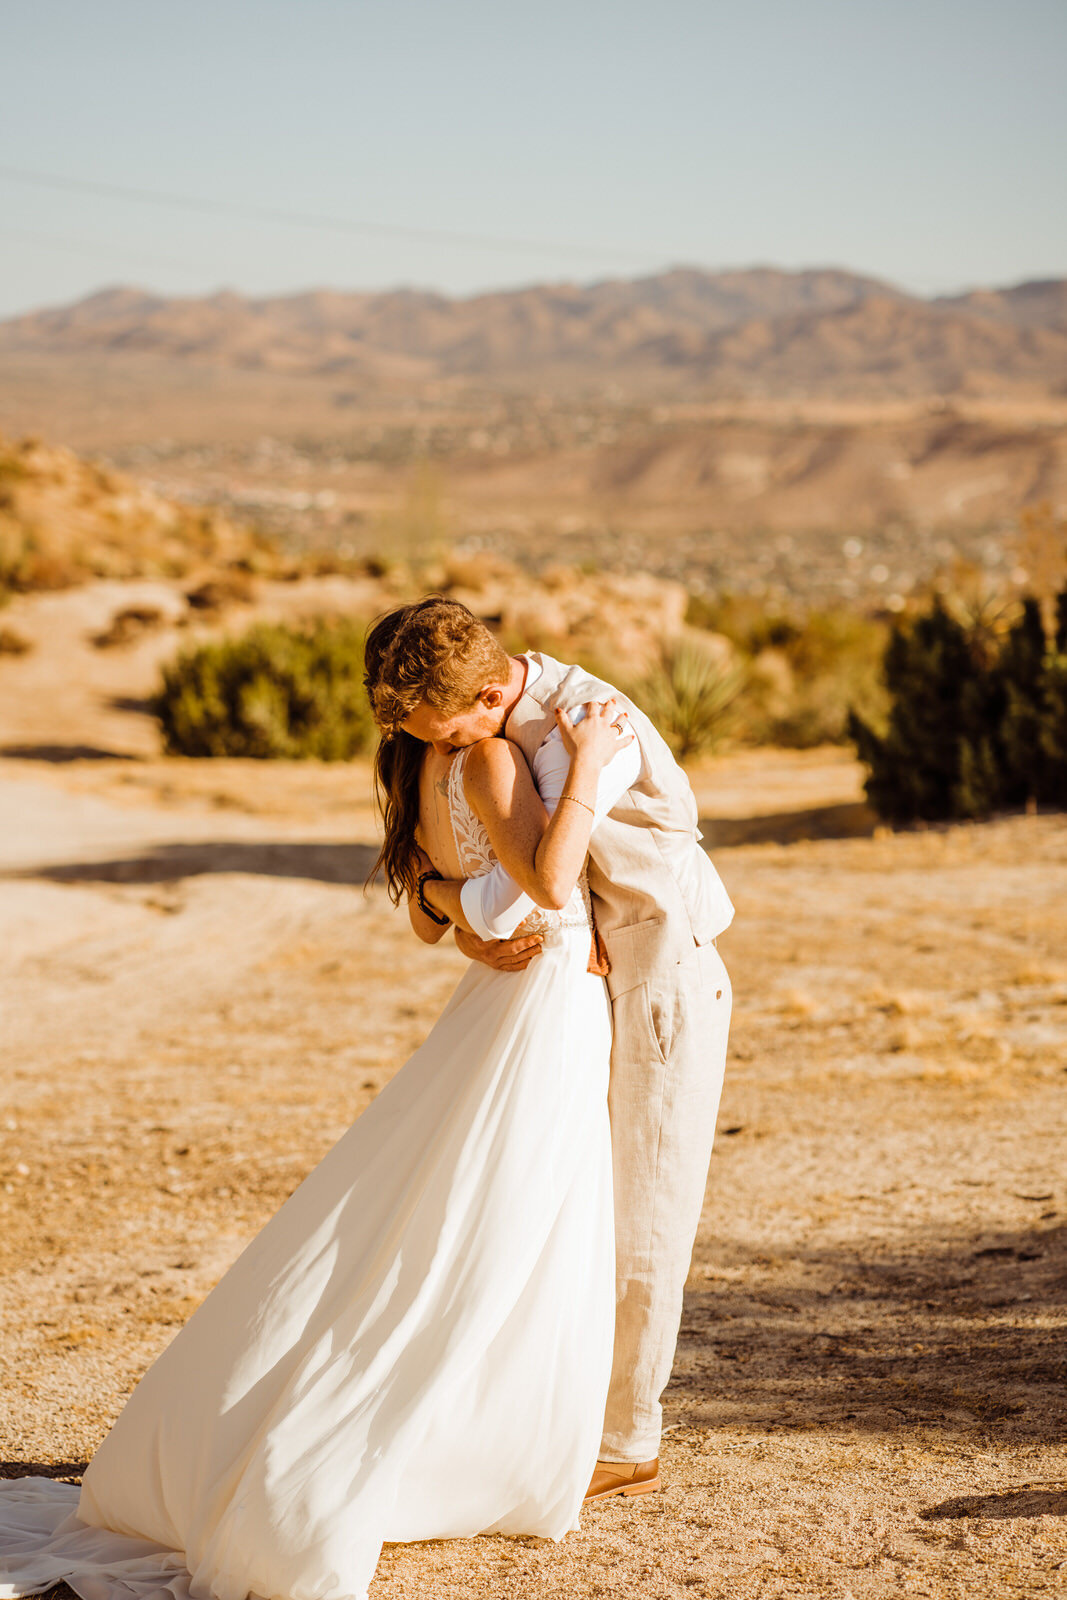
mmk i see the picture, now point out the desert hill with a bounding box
[0,431,261,591]
[3,266,1065,398]
[3,267,1066,602]
[937,277,1067,330]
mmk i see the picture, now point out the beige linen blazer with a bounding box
[506,653,734,1001]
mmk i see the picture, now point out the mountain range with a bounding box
[2,267,1066,398]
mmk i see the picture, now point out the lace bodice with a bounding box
[447,747,592,938]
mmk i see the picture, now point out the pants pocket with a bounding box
[613,980,668,1069]
[642,981,676,1066]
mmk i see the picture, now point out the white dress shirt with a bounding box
[459,657,642,941]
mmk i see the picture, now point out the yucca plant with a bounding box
[634,638,747,761]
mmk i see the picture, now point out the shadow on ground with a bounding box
[0,744,140,763]
[699,800,877,848]
[0,1462,86,1481]
[922,1487,1067,1519]
[6,841,382,886]
[672,1222,1066,1448]
[109,696,157,717]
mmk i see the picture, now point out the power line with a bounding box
[0,224,218,277]
[0,164,662,269]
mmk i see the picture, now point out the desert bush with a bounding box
[686,591,888,746]
[849,587,1067,823]
[92,605,166,649]
[0,521,83,593]
[1015,500,1067,604]
[153,621,375,760]
[185,572,257,612]
[997,597,1051,805]
[361,552,398,580]
[0,623,32,656]
[848,598,1001,822]
[630,638,747,760]
[1041,654,1067,807]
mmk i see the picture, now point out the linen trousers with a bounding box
[599,939,732,1463]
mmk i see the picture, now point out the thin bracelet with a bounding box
[558,793,595,816]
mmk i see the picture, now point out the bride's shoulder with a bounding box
[463,737,528,801]
[464,735,522,775]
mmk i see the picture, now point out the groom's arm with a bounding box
[454,925,547,971]
[459,719,641,941]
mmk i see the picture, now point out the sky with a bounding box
[1,0,1065,318]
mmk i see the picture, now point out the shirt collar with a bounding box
[503,652,542,739]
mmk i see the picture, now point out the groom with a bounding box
[364,597,734,1500]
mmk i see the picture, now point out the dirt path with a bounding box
[1,751,1064,1599]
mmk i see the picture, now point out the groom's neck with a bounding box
[497,654,530,734]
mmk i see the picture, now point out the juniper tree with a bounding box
[1040,583,1067,806]
[997,596,1049,807]
[1055,585,1067,654]
[848,598,1002,823]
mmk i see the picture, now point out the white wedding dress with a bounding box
[0,748,615,1600]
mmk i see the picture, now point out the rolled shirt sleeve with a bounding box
[459,717,642,941]
[460,867,535,942]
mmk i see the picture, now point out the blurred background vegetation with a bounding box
[153,621,374,761]
[5,426,1067,823]
[148,549,1067,829]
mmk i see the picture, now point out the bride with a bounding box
[0,684,630,1600]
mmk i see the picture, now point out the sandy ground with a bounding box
[1,716,1065,1596]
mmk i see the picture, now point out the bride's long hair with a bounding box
[370,730,424,905]
[364,595,509,905]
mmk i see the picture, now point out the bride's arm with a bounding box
[405,842,479,941]
[413,876,473,935]
[460,700,629,910]
[455,711,640,941]
[417,700,632,926]
[418,849,539,941]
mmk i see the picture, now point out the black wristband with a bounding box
[416,868,451,926]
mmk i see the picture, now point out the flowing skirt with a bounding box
[0,925,614,1600]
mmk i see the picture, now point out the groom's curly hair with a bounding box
[363,596,510,735]
[364,598,511,903]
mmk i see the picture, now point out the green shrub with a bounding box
[997,597,1050,805]
[850,588,1067,823]
[1041,654,1067,806]
[686,591,888,747]
[153,621,375,759]
[631,639,747,761]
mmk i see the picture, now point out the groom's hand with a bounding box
[454,926,544,971]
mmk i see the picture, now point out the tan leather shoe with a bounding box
[584,1457,660,1502]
